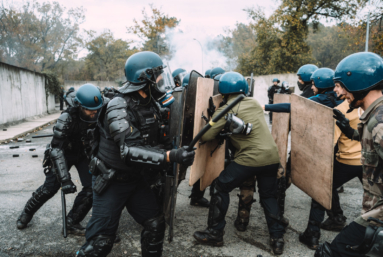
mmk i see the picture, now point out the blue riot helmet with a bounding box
[310,68,335,90]
[172,68,187,87]
[213,73,223,81]
[73,84,104,123]
[297,64,319,82]
[218,72,248,95]
[182,73,190,87]
[205,69,212,78]
[272,78,280,83]
[281,81,290,90]
[210,67,225,79]
[124,51,175,106]
[333,52,383,109]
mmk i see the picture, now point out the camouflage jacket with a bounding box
[356,96,383,226]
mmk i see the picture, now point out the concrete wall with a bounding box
[246,73,302,107]
[0,62,56,125]
[64,81,119,91]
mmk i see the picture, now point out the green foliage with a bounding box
[42,71,61,96]
[236,0,364,75]
[83,30,137,81]
[126,4,179,56]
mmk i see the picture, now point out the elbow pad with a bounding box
[224,113,252,136]
[106,97,130,143]
[50,148,70,183]
[53,113,72,139]
[120,145,166,168]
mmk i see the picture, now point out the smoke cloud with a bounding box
[164,26,235,75]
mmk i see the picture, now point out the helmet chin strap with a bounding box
[347,91,368,113]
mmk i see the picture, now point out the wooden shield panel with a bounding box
[291,94,334,210]
[189,78,225,190]
[271,94,291,176]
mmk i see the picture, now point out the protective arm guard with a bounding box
[50,148,70,183]
[120,145,166,168]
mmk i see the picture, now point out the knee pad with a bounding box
[77,235,115,257]
[141,215,165,257]
[314,242,333,257]
[69,188,93,223]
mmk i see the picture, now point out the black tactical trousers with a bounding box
[85,175,160,241]
[330,221,367,257]
[214,162,286,238]
[308,159,363,231]
[42,154,92,212]
[268,100,273,123]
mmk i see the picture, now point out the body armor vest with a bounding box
[97,93,163,171]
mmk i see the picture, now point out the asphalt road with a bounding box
[0,118,363,257]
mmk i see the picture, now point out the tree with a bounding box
[84,30,137,81]
[127,4,179,55]
[238,0,364,75]
[0,1,85,71]
[306,23,353,69]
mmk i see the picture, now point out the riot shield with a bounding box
[182,70,204,147]
[290,94,334,210]
[189,78,225,190]
[246,73,255,97]
[271,94,291,175]
[213,79,219,95]
[163,87,187,242]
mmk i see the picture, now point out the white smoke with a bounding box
[164,26,235,75]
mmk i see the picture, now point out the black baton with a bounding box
[187,94,245,151]
[32,134,54,138]
[61,190,67,238]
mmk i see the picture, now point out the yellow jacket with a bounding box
[333,100,362,166]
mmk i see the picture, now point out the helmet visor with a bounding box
[153,63,175,93]
[174,71,188,87]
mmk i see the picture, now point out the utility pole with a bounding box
[193,38,203,74]
[365,0,372,52]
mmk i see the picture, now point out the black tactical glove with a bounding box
[169,146,196,166]
[333,109,355,139]
[61,180,77,194]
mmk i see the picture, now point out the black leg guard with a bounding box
[77,235,115,257]
[314,242,333,257]
[208,183,226,228]
[68,188,93,223]
[234,194,256,232]
[17,186,56,229]
[141,215,166,257]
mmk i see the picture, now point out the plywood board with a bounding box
[201,94,225,190]
[189,78,225,189]
[271,94,291,176]
[291,94,334,210]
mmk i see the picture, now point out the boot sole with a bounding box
[193,234,224,247]
[321,225,345,232]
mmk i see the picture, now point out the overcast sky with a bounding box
[27,0,280,43]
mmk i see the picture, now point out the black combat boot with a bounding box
[234,194,255,232]
[193,228,224,246]
[193,183,225,246]
[321,214,346,232]
[66,189,93,236]
[299,227,320,250]
[270,237,285,255]
[190,179,210,208]
[190,197,210,207]
[16,186,55,229]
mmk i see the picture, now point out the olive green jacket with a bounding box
[201,94,280,167]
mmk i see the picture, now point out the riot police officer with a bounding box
[172,68,187,87]
[316,52,383,257]
[278,81,290,94]
[16,84,105,236]
[209,67,225,79]
[193,72,286,255]
[267,78,280,124]
[77,51,195,257]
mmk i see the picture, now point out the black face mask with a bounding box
[297,81,307,91]
[79,108,100,124]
